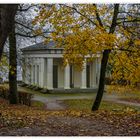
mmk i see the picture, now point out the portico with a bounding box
[22,42,101,91]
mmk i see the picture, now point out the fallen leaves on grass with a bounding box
[0,97,140,136]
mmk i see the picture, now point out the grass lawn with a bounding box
[31,100,45,109]
[63,99,140,112]
[1,84,140,100]
[18,86,96,98]
[19,85,140,100]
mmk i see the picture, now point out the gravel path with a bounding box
[33,94,94,110]
[32,93,140,110]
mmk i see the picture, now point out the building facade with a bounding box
[22,42,101,91]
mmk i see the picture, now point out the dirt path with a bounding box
[33,95,94,110]
[32,95,66,110]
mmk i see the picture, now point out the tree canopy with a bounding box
[33,4,140,87]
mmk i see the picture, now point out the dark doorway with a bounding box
[86,65,90,88]
[70,65,74,88]
[53,65,58,88]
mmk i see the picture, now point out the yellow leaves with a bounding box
[61,28,117,68]
[32,19,37,26]
[32,4,140,87]
[33,28,42,35]
[109,48,140,87]
[135,40,140,46]
[0,55,8,67]
[0,55,9,79]
[10,71,15,75]
[44,24,118,69]
[106,85,135,94]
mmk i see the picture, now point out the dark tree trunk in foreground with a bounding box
[0,4,18,61]
[92,4,119,111]
[92,50,111,111]
[9,25,18,104]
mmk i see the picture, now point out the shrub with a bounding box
[19,91,33,106]
[0,85,33,106]
[0,85,9,99]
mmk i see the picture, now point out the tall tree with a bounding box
[9,24,18,104]
[8,4,49,104]
[0,4,18,61]
[8,4,38,104]
[92,4,119,110]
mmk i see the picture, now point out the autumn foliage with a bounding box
[33,4,140,87]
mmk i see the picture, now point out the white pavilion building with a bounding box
[22,41,101,92]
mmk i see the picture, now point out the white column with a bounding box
[40,58,45,88]
[81,59,87,89]
[22,58,26,83]
[28,58,32,85]
[35,64,38,86]
[31,64,34,85]
[64,63,70,89]
[25,58,30,84]
[92,58,97,88]
[47,58,53,89]
[97,57,101,85]
[32,58,35,85]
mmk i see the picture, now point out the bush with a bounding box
[0,85,9,99]
[0,85,33,106]
[19,91,33,106]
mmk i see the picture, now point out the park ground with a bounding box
[0,85,140,136]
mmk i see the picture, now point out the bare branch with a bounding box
[15,21,33,31]
[109,4,120,34]
[17,5,34,12]
[16,30,53,38]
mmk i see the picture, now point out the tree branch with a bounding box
[15,21,33,31]
[109,4,120,34]
[16,30,52,38]
[112,48,139,53]
[93,4,104,28]
[117,19,140,25]
[61,4,98,27]
[17,5,34,12]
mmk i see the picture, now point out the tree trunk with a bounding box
[92,4,119,111]
[92,50,111,111]
[0,4,18,61]
[9,24,18,104]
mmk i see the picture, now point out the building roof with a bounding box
[22,41,63,51]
